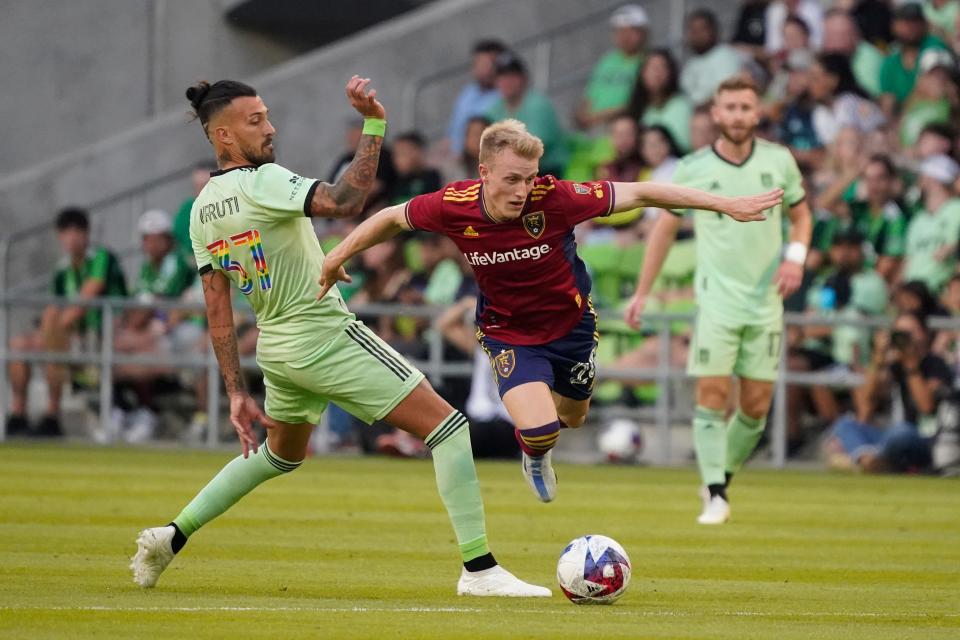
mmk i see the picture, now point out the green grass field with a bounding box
[0,444,957,639]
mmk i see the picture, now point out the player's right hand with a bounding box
[623,294,647,331]
[228,392,269,459]
[722,188,784,222]
[345,75,386,120]
[316,257,353,302]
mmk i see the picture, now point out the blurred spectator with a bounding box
[6,208,127,438]
[879,2,951,116]
[486,51,568,175]
[828,311,950,472]
[460,115,491,179]
[638,125,681,223]
[680,10,745,106]
[849,0,893,47]
[111,210,196,443]
[172,161,215,265]
[328,118,396,213]
[766,0,824,55]
[445,39,507,157]
[596,115,643,182]
[809,53,886,145]
[417,234,466,306]
[732,0,772,59]
[688,104,717,151]
[913,121,957,161]
[899,48,958,147]
[575,4,649,130]
[893,280,948,318]
[924,0,960,42]
[626,49,693,151]
[387,131,443,205]
[782,14,813,60]
[770,49,824,166]
[822,8,884,98]
[903,154,960,293]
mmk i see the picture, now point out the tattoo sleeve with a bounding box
[202,271,245,395]
[309,133,383,218]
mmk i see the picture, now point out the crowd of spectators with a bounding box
[7,1,960,473]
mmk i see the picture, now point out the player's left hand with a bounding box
[722,188,784,222]
[345,75,386,120]
[775,260,804,298]
[317,256,353,302]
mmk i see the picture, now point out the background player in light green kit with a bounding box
[625,77,812,525]
[130,76,550,597]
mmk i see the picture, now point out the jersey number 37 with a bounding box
[207,229,271,295]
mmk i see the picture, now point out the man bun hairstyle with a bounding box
[478,119,544,165]
[185,79,257,133]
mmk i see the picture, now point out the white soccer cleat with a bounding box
[130,526,176,587]
[697,495,731,525]
[457,565,552,597]
[521,450,557,502]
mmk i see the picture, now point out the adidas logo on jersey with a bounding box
[463,226,479,237]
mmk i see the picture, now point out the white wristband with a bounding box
[784,241,807,265]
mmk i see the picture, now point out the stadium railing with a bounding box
[6,294,953,467]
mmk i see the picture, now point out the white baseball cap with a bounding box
[138,209,172,235]
[610,4,649,28]
[920,154,960,185]
[919,48,955,74]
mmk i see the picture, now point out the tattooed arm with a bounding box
[201,269,269,457]
[308,75,387,219]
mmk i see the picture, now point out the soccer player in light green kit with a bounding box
[625,77,812,525]
[130,77,550,597]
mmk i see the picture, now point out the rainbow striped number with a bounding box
[206,229,271,295]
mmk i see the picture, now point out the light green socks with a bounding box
[692,405,726,486]
[173,443,301,537]
[424,411,489,562]
[725,410,766,475]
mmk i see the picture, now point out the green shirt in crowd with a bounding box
[190,163,352,362]
[812,200,908,263]
[135,251,195,301]
[584,49,644,113]
[852,40,885,97]
[669,139,805,325]
[173,197,195,264]
[641,93,693,152]
[924,0,960,40]
[51,246,128,331]
[904,197,960,293]
[879,34,950,104]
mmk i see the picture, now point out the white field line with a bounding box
[0,606,958,618]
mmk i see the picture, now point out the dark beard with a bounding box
[719,125,755,146]
[241,141,275,166]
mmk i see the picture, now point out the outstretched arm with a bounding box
[316,203,409,300]
[774,199,813,297]
[307,76,387,218]
[201,270,270,458]
[623,213,683,330]
[612,182,782,222]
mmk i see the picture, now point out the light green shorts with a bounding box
[258,320,425,425]
[686,310,783,382]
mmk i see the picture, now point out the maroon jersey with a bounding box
[405,175,615,345]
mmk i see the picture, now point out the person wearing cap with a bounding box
[904,154,960,293]
[6,208,128,438]
[111,209,197,443]
[822,8,885,98]
[899,47,957,147]
[879,2,951,114]
[485,51,568,175]
[575,4,649,130]
[679,9,746,106]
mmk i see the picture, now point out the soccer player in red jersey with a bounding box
[318,119,782,502]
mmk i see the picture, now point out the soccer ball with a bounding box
[597,419,643,463]
[557,535,631,604]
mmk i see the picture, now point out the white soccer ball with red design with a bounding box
[557,534,631,604]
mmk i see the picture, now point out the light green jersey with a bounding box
[190,163,351,361]
[670,139,805,325]
[903,197,960,294]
